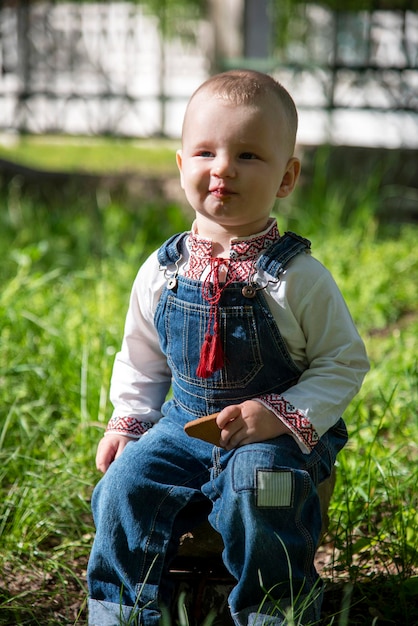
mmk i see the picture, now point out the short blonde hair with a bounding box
[184,69,298,151]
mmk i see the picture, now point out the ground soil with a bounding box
[1,538,417,625]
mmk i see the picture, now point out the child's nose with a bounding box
[213,154,235,177]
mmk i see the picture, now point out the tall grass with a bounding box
[0,161,417,624]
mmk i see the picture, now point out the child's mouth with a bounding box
[210,186,235,198]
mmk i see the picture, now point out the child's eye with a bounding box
[239,152,257,160]
[197,151,213,158]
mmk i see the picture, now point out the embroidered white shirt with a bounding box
[107,220,369,453]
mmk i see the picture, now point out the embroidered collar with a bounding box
[186,219,280,281]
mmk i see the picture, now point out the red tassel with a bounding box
[196,330,224,378]
[196,257,230,379]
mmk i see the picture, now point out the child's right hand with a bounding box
[95,433,133,473]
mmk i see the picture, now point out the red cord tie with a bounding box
[196,258,231,378]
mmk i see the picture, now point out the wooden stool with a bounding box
[170,469,336,623]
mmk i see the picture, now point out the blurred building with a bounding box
[0,0,417,147]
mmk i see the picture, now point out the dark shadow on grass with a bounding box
[1,573,417,625]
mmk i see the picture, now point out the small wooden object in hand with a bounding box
[184,413,221,446]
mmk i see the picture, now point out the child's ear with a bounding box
[276,157,301,198]
[176,150,185,189]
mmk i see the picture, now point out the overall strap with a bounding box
[256,231,311,278]
[157,232,188,266]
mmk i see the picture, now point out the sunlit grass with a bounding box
[0,134,179,175]
[0,147,417,624]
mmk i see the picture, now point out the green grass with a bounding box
[0,145,417,625]
[0,135,179,175]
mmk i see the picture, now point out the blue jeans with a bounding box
[88,407,347,625]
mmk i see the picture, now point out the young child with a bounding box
[87,70,369,625]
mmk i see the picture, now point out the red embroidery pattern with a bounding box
[106,416,153,438]
[187,237,212,279]
[230,223,279,260]
[260,394,319,450]
[186,222,280,281]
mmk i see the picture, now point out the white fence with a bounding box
[1,2,417,147]
[0,2,210,137]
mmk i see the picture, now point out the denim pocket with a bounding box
[165,295,263,389]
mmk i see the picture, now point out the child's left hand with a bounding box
[216,400,292,450]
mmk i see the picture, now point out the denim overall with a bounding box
[88,232,348,626]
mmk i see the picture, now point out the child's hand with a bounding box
[216,400,292,451]
[96,434,133,473]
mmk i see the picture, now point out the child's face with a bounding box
[176,91,300,238]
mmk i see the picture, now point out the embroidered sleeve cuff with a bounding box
[105,415,154,438]
[257,394,319,451]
